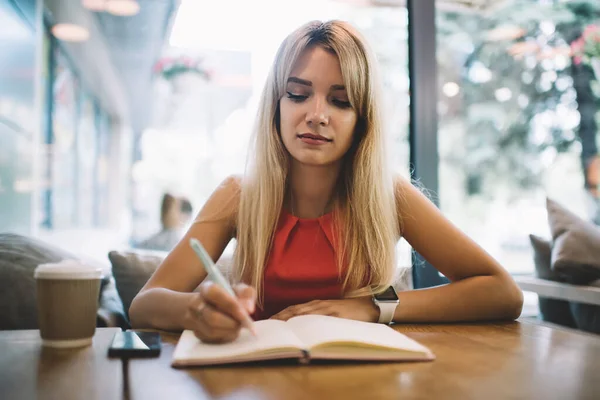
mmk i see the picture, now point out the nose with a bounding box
[305,97,329,127]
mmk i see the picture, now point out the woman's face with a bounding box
[279,45,358,167]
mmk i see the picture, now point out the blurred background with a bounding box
[1,0,599,312]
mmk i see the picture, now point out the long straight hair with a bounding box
[233,20,400,306]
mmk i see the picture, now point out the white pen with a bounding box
[189,238,257,336]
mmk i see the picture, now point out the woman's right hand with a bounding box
[185,281,256,344]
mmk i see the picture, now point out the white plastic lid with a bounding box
[34,260,103,280]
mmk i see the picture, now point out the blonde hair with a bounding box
[233,20,399,306]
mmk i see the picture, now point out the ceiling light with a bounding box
[82,0,106,12]
[51,23,90,42]
[106,0,140,17]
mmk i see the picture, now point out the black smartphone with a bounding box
[108,331,161,358]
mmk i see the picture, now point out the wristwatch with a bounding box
[372,286,400,324]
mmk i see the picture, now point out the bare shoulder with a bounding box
[393,174,418,216]
[217,174,243,197]
[197,174,243,227]
[393,174,435,209]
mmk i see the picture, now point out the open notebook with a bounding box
[172,315,435,367]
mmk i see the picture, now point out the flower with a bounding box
[571,24,600,66]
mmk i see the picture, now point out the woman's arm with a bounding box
[128,176,241,331]
[271,176,523,324]
[393,176,523,322]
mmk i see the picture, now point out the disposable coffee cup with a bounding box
[34,260,103,348]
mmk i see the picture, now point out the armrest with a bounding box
[515,276,600,306]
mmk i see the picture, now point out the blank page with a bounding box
[286,315,432,354]
[172,319,305,366]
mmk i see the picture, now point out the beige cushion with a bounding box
[547,198,600,284]
[109,249,167,319]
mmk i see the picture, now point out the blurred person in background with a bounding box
[136,193,194,252]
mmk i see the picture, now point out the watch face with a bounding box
[375,286,399,301]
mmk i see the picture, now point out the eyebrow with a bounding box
[287,77,346,91]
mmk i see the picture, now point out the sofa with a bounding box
[529,199,600,334]
[0,233,129,330]
[0,232,231,331]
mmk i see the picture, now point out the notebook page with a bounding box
[286,315,431,354]
[172,319,305,365]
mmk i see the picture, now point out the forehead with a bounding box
[289,45,344,85]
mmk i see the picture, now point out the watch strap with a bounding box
[377,301,397,324]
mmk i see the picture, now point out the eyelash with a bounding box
[286,92,352,109]
[286,92,307,102]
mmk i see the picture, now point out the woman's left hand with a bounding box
[270,297,380,322]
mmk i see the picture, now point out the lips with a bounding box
[297,133,332,142]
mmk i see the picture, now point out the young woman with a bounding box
[129,20,523,344]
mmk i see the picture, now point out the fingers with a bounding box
[195,301,240,330]
[200,281,252,325]
[271,301,328,321]
[194,306,240,343]
[188,281,256,344]
[187,299,241,344]
[233,283,256,314]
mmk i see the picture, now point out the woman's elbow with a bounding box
[128,292,147,329]
[501,280,524,320]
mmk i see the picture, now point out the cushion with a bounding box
[0,233,124,330]
[529,234,576,327]
[108,249,167,320]
[546,198,600,284]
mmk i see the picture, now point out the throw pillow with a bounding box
[108,249,167,320]
[529,234,576,327]
[546,198,600,284]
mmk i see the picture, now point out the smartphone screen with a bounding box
[108,331,161,358]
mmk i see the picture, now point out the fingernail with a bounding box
[246,300,255,313]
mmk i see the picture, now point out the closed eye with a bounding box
[286,92,308,102]
[332,99,352,109]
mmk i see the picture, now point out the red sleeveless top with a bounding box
[252,209,344,320]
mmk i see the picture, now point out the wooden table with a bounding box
[0,327,122,400]
[1,321,599,400]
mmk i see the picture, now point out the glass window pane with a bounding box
[0,1,36,234]
[76,91,96,227]
[51,47,78,228]
[436,0,600,275]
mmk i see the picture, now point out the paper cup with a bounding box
[34,260,103,348]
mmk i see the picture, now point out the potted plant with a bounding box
[153,56,211,91]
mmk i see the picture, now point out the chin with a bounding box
[286,144,344,167]
[291,153,339,167]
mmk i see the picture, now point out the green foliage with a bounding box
[438,0,600,197]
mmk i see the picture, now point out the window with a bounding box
[75,91,96,227]
[50,46,78,228]
[436,0,600,275]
